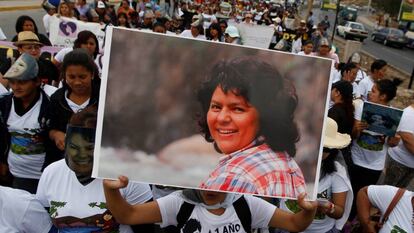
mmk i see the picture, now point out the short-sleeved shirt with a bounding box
[36,159,153,232]
[157,191,276,233]
[367,185,414,233]
[200,139,306,198]
[389,106,414,168]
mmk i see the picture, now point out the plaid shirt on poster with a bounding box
[200,139,306,198]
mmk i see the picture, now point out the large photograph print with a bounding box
[94,27,333,200]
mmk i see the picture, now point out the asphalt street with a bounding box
[313,8,414,74]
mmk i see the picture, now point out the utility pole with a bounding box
[331,0,340,42]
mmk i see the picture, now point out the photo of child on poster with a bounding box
[93,27,334,200]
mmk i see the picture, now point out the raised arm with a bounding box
[268,193,317,232]
[103,176,162,225]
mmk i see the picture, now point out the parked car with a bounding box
[371,27,408,48]
[336,21,368,41]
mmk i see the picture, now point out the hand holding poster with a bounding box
[93,27,334,200]
[361,102,403,136]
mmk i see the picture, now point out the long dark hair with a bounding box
[375,78,402,102]
[73,30,100,59]
[320,148,338,179]
[196,57,299,156]
[15,15,39,34]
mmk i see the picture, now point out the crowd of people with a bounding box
[0,0,413,232]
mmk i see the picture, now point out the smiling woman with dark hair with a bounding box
[197,57,305,198]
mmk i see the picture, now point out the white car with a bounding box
[336,21,368,41]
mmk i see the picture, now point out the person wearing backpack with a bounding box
[104,177,317,233]
[357,185,412,233]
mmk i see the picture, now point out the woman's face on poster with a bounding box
[207,86,259,154]
[66,132,94,174]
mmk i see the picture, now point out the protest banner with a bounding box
[361,102,403,136]
[48,16,106,51]
[93,27,334,200]
[236,23,274,49]
[0,41,62,61]
[398,0,414,22]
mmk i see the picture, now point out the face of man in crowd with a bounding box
[23,20,35,32]
[9,79,40,100]
[65,65,93,96]
[80,37,97,57]
[18,44,42,59]
[66,132,94,175]
[372,66,387,81]
[207,86,260,154]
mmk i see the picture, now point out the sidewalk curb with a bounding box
[0,5,41,12]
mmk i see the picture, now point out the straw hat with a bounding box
[13,31,43,47]
[323,118,351,149]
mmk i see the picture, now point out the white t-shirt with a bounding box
[7,95,46,179]
[355,69,367,83]
[54,47,73,63]
[356,76,374,102]
[367,185,414,233]
[65,90,90,113]
[291,38,302,54]
[0,186,52,233]
[36,159,153,232]
[351,99,387,170]
[43,14,51,33]
[42,84,58,97]
[180,30,207,40]
[389,106,414,168]
[297,51,313,56]
[157,192,276,233]
[280,163,351,233]
[202,13,217,29]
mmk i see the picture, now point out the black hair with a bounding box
[196,57,299,156]
[320,148,338,178]
[218,20,228,33]
[340,62,357,76]
[153,22,166,31]
[370,59,387,73]
[73,30,100,59]
[207,22,222,40]
[375,78,402,102]
[69,105,98,129]
[117,12,131,28]
[15,15,39,34]
[303,40,313,46]
[62,48,96,75]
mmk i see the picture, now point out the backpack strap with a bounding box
[233,196,252,233]
[379,188,406,227]
[176,201,195,230]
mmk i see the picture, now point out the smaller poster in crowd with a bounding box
[321,0,337,10]
[48,15,105,49]
[0,41,62,61]
[236,24,274,49]
[361,102,403,136]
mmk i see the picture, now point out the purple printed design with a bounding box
[58,21,77,38]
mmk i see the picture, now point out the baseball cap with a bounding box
[224,25,240,38]
[3,53,39,81]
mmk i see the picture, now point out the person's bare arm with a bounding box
[269,193,317,232]
[318,191,347,219]
[356,187,376,233]
[103,176,162,225]
[399,132,414,154]
[49,130,65,151]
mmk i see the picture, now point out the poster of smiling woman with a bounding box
[93,27,334,200]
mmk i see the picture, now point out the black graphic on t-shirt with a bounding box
[183,219,202,233]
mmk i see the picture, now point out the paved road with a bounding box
[0,8,46,40]
[313,8,414,74]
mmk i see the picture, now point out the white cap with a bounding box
[225,25,240,38]
[97,1,105,8]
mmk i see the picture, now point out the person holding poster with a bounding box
[37,107,154,232]
[103,178,317,233]
[348,78,402,220]
[46,49,100,159]
[281,118,353,233]
[196,57,306,198]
